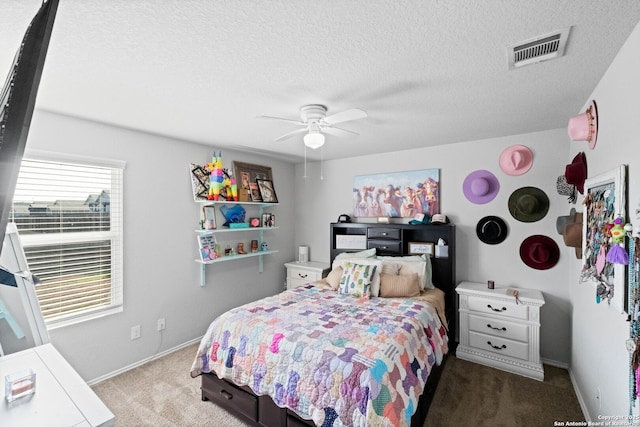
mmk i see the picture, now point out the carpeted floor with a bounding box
[92,344,585,426]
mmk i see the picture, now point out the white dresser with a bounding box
[284,261,330,290]
[456,281,545,381]
[0,343,115,426]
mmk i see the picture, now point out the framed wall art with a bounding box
[353,169,440,218]
[200,205,216,230]
[233,161,273,202]
[581,164,627,314]
[257,179,278,203]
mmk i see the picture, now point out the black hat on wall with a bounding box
[476,216,508,245]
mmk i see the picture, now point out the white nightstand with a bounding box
[456,281,545,381]
[284,261,330,290]
[0,343,115,426]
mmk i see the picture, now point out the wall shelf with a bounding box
[194,200,278,287]
[195,227,279,234]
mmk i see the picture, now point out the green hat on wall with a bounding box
[508,187,549,223]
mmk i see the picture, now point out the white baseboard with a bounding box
[86,336,203,386]
[568,367,590,422]
[541,357,569,370]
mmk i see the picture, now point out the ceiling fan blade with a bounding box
[323,126,360,138]
[257,115,306,125]
[324,108,367,125]
[274,128,308,141]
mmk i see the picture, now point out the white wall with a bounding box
[568,21,640,421]
[24,110,296,381]
[294,128,572,365]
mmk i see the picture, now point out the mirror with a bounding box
[0,223,49,355]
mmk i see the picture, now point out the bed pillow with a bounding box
[338,262,379,298]
[324,265,343,290]
[335,258,383,296]
[379,273,421,298]
[380,262,400,275]
[376,255,434,289]
[333,248,376,267]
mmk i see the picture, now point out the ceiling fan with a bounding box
[258,104,367,149]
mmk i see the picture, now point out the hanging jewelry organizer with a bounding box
[627,219,640,415]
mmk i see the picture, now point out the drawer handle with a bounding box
[220,389,233,400]
[380,246,388,250]
[382,232,388,236]
[487,304,507,312]
[487,324,506,332]
[297,273,308,278]
[487,341,507,350]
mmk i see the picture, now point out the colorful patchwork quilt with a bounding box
[190,285,448,426]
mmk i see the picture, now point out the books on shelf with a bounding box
[197,234,218,262]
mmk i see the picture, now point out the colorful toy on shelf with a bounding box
[606,216,629,265]
[206,151,225,200]
[230,178,238,201]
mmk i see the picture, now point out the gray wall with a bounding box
[568,20,640,421]
[24,110,296,381]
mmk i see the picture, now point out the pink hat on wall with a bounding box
[499,145,533,176]
[463,170,500,204]
[568,100,598,150]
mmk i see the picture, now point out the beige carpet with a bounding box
[92,344,584,426]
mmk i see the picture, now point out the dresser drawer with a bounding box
[468,314,529,342]
[367,227,401,240]
[202,374,258,422]
[467,296,528,320]
[469,332,529,361]
[367,239,402,254]
[287,267,323,281]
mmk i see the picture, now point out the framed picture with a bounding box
[256,179,278,203]
[260,213,271,227]
[582,165,627,314]
[189,163,210,201]
[233,161,273,202]
[249,183,262,202]
[408,241,435,256]
[353,168,440,218]
[200,205,216,230]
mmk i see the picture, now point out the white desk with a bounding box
[0,344,115,427]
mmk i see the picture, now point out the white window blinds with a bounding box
[10,155,124,325]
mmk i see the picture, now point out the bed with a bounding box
[191,224,456,427]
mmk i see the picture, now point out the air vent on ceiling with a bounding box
[507,27,571,70]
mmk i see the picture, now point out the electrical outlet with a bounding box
[596,386,602,409]
[131,325,141,340]
[157,318,165,331]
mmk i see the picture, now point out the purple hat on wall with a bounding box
[463,170,500,204]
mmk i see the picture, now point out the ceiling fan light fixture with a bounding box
[304,131,325,149]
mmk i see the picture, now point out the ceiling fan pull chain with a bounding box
[320,145,324,180]
[303,145,308,178]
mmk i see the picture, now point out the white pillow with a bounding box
[338,262,378,298]
[376,255,434,289]
[335,258,383,296]
[333,248,376,265]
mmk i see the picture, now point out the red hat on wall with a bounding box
[520,235,560,270]
[564,152,587,194]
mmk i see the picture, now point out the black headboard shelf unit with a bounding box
[330,222,456,348]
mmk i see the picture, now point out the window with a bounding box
[10,152,124,327]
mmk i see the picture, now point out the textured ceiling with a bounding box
[3,1,640,162]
